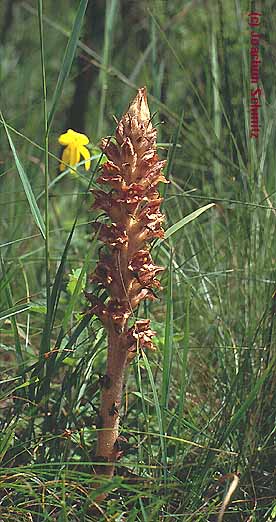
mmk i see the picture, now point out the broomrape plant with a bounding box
[86,87,168,483]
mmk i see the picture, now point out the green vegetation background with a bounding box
[1,0,276,520]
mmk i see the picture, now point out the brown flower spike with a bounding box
[88,87,168,482]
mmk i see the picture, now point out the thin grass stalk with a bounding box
[37,0,50,350]
[97,0,118,137]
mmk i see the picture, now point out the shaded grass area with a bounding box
[1,0,276,520]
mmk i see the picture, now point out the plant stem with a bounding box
[96,329,128,477]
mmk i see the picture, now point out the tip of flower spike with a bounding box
[127,87,150,122]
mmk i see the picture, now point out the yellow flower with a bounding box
[58,128,91,173]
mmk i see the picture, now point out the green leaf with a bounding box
[47,0,88,130]
[0,377,39,402]
[62,357,76,367]
[0,303,31,323]
[164,203,215,240]
[131,391,153,405]
[0,111,46,239]
[30,302,47,315]
[92,147,107,165]
[66,268,86,296]
[62,261,88,330]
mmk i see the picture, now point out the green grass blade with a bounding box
[0,111,46,239]
[141,350,167,481]
[37,0,51,326]
[161,249,173,413]
[97,0,118,137]
[60,232,99,336]
[221,355,276,444]
[61,251,90,331]
[59,313,92,357]
[177,286,190,432]
[39,219,77,356]
[211,10,222,193]
[35,219,79,404]
[174,287,190,460]
[165,109,185,179]
[47,0,88,131]
[0,268,14,295]
[0,254,24,368]
[0,304,31,323]
[0,427,15,464]
[164,203,215,241]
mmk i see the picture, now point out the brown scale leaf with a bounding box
[107,300,131,327]
[92,222,128,248]
[130,287,157,309]
[128,250,165,282]
[97,161,124,190]
[84,292,109,325]
[101,139,121,165]
[126,319,156,359]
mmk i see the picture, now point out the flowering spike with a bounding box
[88,87,168,487]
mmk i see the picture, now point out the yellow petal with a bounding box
[79,145,91,171]
[69,144,80,170]
[58,129,75,146]
[59,145,71,172]
[75,132,89,146]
